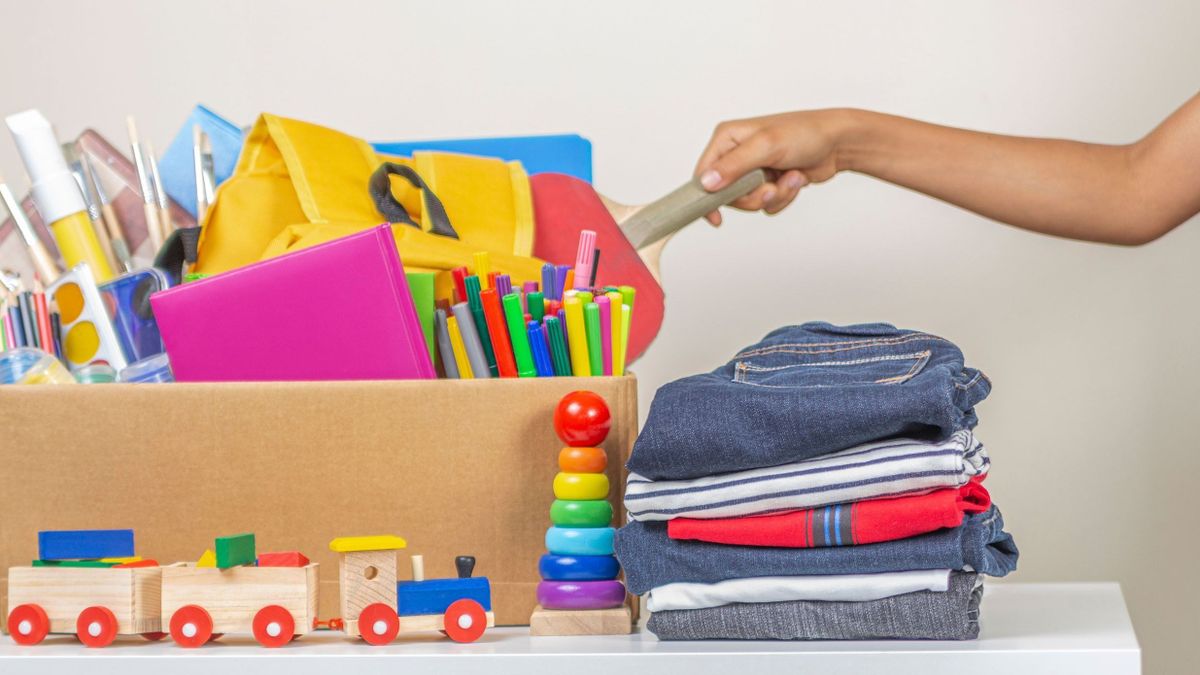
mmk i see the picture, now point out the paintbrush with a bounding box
[127,115,164,252]
[80,152,134,273]
[0,176,61,284]
[146,140,173,236]
[64,144,119,274]
[192,125,209,220]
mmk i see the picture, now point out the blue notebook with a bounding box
[158,104,244,217]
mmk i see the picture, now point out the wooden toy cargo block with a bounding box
[6,566,163,646]
[160,562,319,647]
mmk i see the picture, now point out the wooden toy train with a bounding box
[6,530,493,648]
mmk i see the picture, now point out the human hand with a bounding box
[695,109,851,225]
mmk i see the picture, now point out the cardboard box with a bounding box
[0,376,636,626]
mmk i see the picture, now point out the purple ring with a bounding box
[536,580,626,610]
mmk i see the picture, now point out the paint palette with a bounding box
[46,263,128,372]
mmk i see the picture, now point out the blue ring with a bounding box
[545,526,615,556]
[539,554,620,581]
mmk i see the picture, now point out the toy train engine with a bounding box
[329,535,494,645]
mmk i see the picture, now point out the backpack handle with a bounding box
[368,162,459,239]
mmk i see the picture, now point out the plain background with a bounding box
[0,1,1195,671]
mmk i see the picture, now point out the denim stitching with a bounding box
[734,351,931,388]
[734,333,948,359]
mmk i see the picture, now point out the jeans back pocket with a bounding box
[733,349,932,388]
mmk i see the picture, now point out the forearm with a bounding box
[835,109,1180,245]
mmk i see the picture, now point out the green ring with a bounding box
[550,499,613,527]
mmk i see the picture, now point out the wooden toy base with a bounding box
[528,604,632,636]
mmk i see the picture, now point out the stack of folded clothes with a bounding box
[614,322,1019,641]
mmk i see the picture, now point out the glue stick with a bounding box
[6,110,115,282]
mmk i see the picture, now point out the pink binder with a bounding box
[152,225,435,382]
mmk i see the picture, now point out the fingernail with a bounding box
[761,188,777,204]
[783,174,806,190]
[700,170,721,190]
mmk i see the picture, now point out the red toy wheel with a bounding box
[7,604,49,646]
[141,631,167,641]
[252,605,296,648]
[169,605,213,648]
[358,603,399,646]
[76,606,119,648]
[443,599,487,643]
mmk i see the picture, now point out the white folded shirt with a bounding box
[644,569,952,612]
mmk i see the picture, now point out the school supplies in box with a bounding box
[152,224,435,382]
[45,263,128,372]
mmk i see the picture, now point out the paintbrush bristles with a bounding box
[126,115,139,144]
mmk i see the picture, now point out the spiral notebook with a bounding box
[151,224,435,382]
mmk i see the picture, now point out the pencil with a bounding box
[33,283,53,355]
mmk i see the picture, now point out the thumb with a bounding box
[698,132,775,192]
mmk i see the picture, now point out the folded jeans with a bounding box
[646,572,983,641]
[628,322,990,480]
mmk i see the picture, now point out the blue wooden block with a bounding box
[539,554,620,581]
[397,577,491,617]
[38,529,135,561]
[544,527,615,556]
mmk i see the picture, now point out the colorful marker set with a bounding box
[434,233,635,379]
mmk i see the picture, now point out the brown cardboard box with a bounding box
[0,376,637,626]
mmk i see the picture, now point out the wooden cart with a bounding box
[7,565,163,647]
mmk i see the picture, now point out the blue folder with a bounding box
[158,104,244,217]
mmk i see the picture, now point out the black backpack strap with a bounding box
[154,226,204,284]
[368,162,458,239]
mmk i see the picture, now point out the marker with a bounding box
[464,275,499,377]
[619,286,636,313]
[554,265,570,300]
[607,291,625,376]
[451,302,491,379]
[528,321,554,377]
[434,309,459,379]
[573,229,596,290]
[473,251,491,290]
[545,316,571,377]
[557,307,570,362]
[584,302,603,377]
[496,273,512,298]
[447,315,474,379]
[564,297,591,376]
[620,304,632,375]
[577,291,593,305]
[502,292,536,377]
[541,264,555,302]
[450,266,469,304]
[528,291,545,322]
[589,248,601,287]
[565,269,575,293]
[480,289,517,377]
[596,295,613,376]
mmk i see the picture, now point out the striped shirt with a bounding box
[625,431,988,521]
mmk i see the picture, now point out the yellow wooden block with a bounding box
[99,556,142,564]
[553,472,610,500]
[329,535,408,553]
[196,549,216,568]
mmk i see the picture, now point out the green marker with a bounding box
[528,291,545,322]
[584,302,603,376]
[577,291,593,305]
[545,316,572,376]
[618,285,636,313]
[502,292,537,377]
[465,276,499,377]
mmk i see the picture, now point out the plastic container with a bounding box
[74,363,117,384]
[118,352,173,383]
[0,348,76,384]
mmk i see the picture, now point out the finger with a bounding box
[763,170,808,214]
[729,182,779,211]
[700,131,778,192]
[705,210,723,227]
[694,121,748,177]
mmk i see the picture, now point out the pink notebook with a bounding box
[152,225,436,382]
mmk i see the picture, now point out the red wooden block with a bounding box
[257,551,310,567]
[114,559,159,568]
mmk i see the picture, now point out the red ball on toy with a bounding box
[554,391,612,447]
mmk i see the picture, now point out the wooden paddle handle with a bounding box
[619,169,766,249]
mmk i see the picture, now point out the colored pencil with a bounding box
[33,287,53,356]
[447,315,474,379]
[49,308,63,359]
[583,302,603,377]
[18,292,37,349]
[7,303,24,348]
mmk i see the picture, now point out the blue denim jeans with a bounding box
[627,322,991,480]
[614,506,1017,595]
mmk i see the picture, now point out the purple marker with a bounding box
[557,308,570,361]
[496,274,513,297]
[554,265,570,301]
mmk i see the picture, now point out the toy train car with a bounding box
[6,531,492,648]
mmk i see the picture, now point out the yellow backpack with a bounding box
[193,113,546,299]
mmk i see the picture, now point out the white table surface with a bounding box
[0,582,1140,675]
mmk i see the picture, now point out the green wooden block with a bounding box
[550,499,613,527]
[32,560,117,568]
[215,533,256,569]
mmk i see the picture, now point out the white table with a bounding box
[0,582,1140,674]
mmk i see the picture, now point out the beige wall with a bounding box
[1,0,1196,670]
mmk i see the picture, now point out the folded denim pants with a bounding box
[628,322,991,480]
